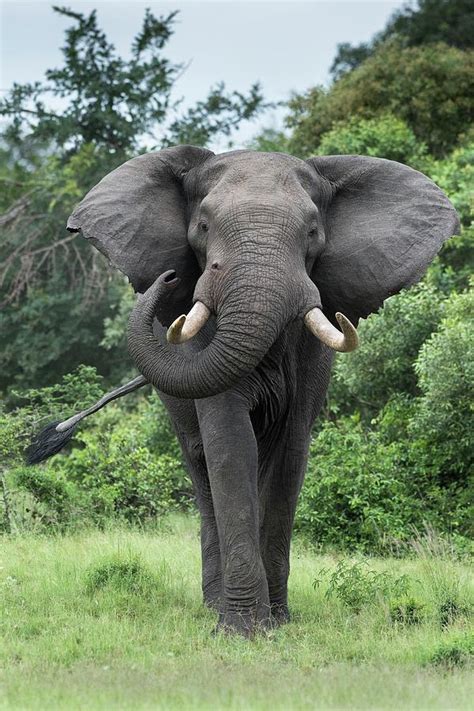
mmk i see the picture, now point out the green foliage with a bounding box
[317,114,427,167]
[384,0,474,51]
[0,7,267,391]
[428,634,474,669]
[246,127,290,153]
[296,417,427,552]
[4,378,192,530]
[412,287,474,481]
[298,350,473,552]
[100,281,137,353]
[331,0,474,80]
[85,554,157,596]
[164,82,268,147]
[1,0,472,557]
[0,365,104,459]
[11,364,104,416]
[389,596,425,625]
[424,141,474,291]
[314,560,410,611]
[2,6,177,152]
[1,7,266,154]
[427,139,474,225]
[331,283,446,416]
[288,43,474,157]
[330,41,373,81]
[0,144,132,391]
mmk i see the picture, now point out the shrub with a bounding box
[330,283,447,417]
[313,559,410,611]
[38,403,192,524]
[317,114,427,168]
[296,417,428,552]
[412,287,474,482]
[85,554,157,596]
[428,635,474,669]
[3,372,193,530]
[389,596,425,625]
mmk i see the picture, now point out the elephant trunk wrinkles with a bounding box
[127,270,295,400]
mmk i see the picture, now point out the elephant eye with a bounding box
[308,227,317,237]
[199,220,209,232]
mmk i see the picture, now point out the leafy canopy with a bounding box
[288,43,474,158]
[331,0,474,80]
[1,6,267,154]
[0,6,269,392]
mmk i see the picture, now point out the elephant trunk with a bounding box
[127,269,301,400]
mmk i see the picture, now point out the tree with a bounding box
[1,6,267,154]
[331,0,474,80]
[288,43,473,158]
[0,6,268,392]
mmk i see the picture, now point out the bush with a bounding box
[2,368,193,530]
[313,560,410,611]
[330,283,446,417]
[85,554,157,596]
[389,596,425,625]
[13,402,192,528]
[412,287,474,482]
[296,417,428,552]
[317,114,427,168]
[428,635,474,669]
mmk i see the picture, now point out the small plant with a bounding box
[85,554,157,596]
[438,598,469,628]
[428,635,474,669]
[411,530,472,629]
[389,596,425,625]
[313,560,410,612]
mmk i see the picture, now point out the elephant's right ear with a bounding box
[67,145,214,326]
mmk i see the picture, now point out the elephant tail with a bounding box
[26,375,148,465]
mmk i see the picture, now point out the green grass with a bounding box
[0,515,472,710]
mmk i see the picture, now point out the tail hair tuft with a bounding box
[26,421,77,465]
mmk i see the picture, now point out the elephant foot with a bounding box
[270,602,291,627]
[213,604,272,638]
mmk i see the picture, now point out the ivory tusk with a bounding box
[304,307,359,352]
[167,302,211,344]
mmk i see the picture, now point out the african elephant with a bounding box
[29,146,459,636]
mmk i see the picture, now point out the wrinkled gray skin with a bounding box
[68,147,459,636]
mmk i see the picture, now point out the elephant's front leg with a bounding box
[196,394,271,637]
[259,434,310,626]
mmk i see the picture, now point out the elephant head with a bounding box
[67,146,459,398]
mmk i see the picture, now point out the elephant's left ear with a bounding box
[307,155,460,325]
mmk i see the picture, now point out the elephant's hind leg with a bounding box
[179,436,222,611]
[159,394,222,610]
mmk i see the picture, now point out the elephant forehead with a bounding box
[187,149,307,196]
[209,194,310,229]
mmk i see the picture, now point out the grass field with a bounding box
[0,515,472,710]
